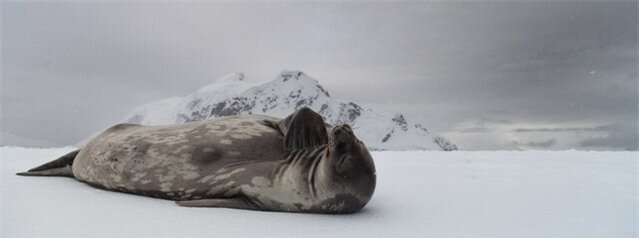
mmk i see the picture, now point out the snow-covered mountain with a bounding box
[123,70,457,151]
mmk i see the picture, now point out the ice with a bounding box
[1,147,636,238]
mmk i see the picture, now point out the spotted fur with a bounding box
[19,108,377,214]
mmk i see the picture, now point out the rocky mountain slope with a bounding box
[123,70,457,150]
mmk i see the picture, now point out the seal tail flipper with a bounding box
[16,149,80,177]
[278,107,329,150]
[176,198,258,210]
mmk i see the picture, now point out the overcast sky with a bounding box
[2,1,637,150]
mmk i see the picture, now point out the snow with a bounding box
[2,147,636,238]
[125,97,183,125]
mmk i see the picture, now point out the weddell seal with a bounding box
[18,107,376,214]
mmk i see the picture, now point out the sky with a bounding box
[2,1,637,150]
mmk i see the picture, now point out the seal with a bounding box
[18,107,376,214]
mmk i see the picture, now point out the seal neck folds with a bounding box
[276,145,326,198]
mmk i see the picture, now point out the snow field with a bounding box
[1,147,636,238]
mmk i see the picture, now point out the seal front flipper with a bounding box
[17,149,80,177]
[176,197,257,210]
[278,107,329,149]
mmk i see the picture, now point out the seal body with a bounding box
[19,108,377,214]
[74,115,285,201]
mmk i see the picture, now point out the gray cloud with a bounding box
[457,127,493,134]
[514,123,620,133]
[580,135,637,151]
[1,1,637,150]
[513,139,558,148]
[579,123,638,150]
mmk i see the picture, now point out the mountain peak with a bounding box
[278,70,305,81]
[212,72,245,84]
[116,71,457,151]
[260,70,330,100]
[275,70,320,86]
[195,72,247,94]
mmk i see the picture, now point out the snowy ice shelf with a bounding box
[3,147,636,238]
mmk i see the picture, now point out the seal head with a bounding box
[319,124,377,213]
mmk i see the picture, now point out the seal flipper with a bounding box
[278,107,329,150]
[176,198,257,210]
[17,149,80,177]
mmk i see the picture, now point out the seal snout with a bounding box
[330,124,355,144]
